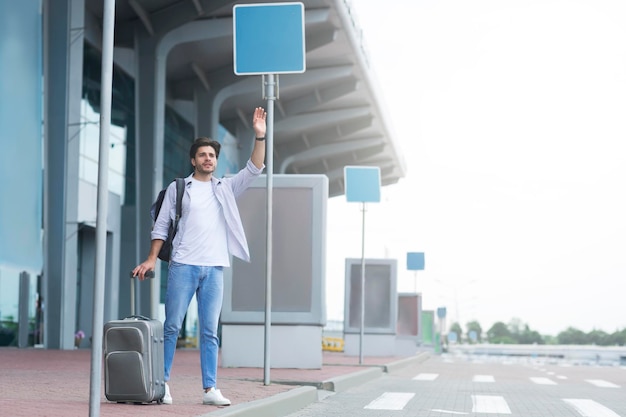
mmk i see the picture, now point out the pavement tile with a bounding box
[0,347,422,417]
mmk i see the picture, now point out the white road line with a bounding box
[431,409,470,415]
[586,379,620,388]
[471,395,512,414]
[557,375,568,380]
[473,375,495,382]
[564,399,621,417]
[364,392,415,410]
[413,373,439,381]
[530,377,558,385]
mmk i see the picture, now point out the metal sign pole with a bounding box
[359,202,366,365]
[263,73,277,385]
[233,1,303,385]
[89,0,115,415]
[345,166,381,365]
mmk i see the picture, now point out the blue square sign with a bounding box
[233,3,306,75]
[407,252,425,271]
[344,166,381,203]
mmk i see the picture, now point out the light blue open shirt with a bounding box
[151,159,264,263]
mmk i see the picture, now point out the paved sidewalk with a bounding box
[0,347,430,417]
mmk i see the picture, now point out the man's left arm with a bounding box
[251,107,267,169]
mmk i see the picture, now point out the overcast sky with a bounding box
[324,0,626,336]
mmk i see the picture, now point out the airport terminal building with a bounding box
[0,0,405,350]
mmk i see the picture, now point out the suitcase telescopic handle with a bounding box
[129,271,155,278]
[124,314,152,321]
[128,271,154,316]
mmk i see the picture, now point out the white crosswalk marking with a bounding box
[364,392,415,410]
[586,379,620,388]
[564,399,621,417]
[530,377,558,385]
[473,375,495,382]
[471,395,512,414]
[413,373,439,381]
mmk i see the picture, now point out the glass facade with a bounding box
[0,1,43,272]
[79,98,128,201]
[0,1,43,347]
[0,39,198,347]
[1,25,241,346]
[82,43,135,204]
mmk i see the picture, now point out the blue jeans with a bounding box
[164,261,224,389]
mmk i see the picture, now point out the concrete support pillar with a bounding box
[18,272,30,348]
[43,0,85,349]
[134,30,166,319]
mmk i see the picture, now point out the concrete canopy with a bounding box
[86,0,407,197]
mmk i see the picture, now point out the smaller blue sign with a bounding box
[407,252,425,271]
[344,166,381,202]
[437,306,447,319]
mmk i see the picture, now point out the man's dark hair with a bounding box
[190,137,221,159]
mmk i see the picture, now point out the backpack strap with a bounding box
[173,178,184,231]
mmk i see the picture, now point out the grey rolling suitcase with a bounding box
[103,315,166,404]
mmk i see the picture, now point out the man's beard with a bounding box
[196,165,214,175]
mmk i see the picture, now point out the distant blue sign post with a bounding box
[468,330,477,343]
[407,252,425,293]
[344,166,381,364]
[437,306,447,351]
[233,2,306,386]
[407,252,425,271]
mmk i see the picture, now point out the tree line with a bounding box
[447,317,626,346]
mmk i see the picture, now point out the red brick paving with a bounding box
[0,348,408,417]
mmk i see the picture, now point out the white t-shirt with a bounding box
[173,177,230,267]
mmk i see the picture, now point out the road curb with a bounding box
[206,386,318,417]
[383,351,430,374]
[320,366,383,392]
[206,352,430,416]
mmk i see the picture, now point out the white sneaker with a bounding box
[162,382,173,405]
[203,387,231,406]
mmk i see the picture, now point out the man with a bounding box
[132,107,267,406]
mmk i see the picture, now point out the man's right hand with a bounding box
[131,260,156,281]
